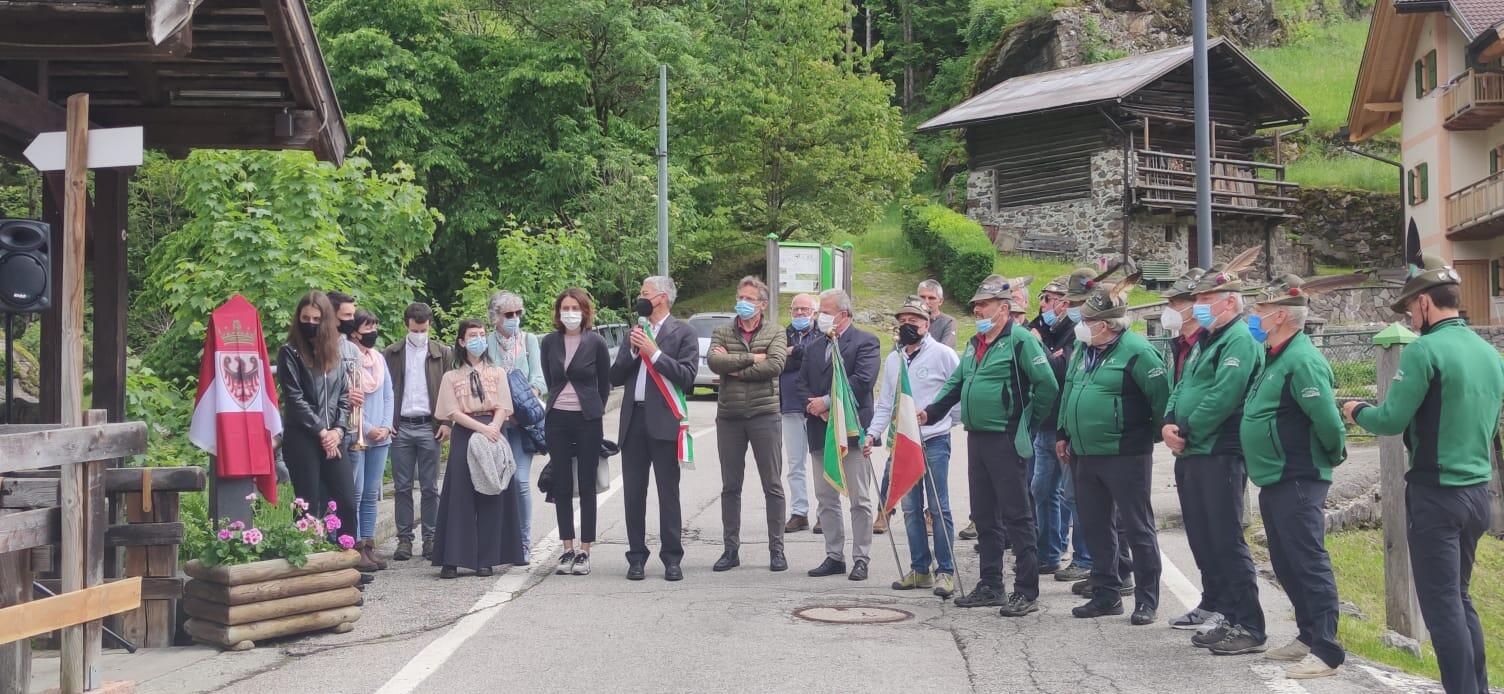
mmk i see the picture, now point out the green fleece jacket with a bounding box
[1057,331,1170,456]
[924,320,1059,458]
[1164,319,1265,457]
[1239,331,1346,486]
[707,317,787,419]
[1353,317,1504,487]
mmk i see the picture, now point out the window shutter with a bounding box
[1427,50,1438,91]
[1493,148,1500,175]
[1421,163,1429,202]
[1407,169,1415,205]
[1416,60,1425,98]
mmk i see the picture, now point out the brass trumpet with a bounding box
[348,362,367,452]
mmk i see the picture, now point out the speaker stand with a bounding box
[4,313,12,425]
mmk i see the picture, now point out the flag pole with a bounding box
[868,453,907,581]
[921,462,966,600]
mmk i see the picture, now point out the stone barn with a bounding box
[919,38,1312,284]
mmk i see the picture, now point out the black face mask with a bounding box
[338,318,359,335]
[298,322,320,340]
[897,324,922,346]
[358,331,379,348]
[634,297,655,318]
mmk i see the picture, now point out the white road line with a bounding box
[375,425,717,694]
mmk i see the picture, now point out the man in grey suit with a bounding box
[610,275,701,581]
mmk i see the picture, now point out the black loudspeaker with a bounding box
[0,219,51,313]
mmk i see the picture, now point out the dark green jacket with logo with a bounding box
[1354,318,1504,487]
[1165,319,1265,457]
[1239,331,1346,486]
[925,319,1059,458]
[1057,331,1170,456]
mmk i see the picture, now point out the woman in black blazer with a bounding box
[539,287,612,576]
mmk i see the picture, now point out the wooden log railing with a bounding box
[1446,169,1504,237]
[1132,149,1297,217]
[1443,69,1504,129]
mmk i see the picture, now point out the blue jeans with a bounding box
[505,427,534,555]
[1031,431,1068,566]
[902,436,956,574]
[1062,459,1093,568]
[782,413,810,517]
[349,443,390,541]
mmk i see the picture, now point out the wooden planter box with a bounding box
[181,550,363,650]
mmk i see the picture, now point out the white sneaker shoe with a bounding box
[1196,612,1229,634]
[1286,655,1339,679]
[1169,607,1222,630]
[556,550,577,575]
[1265,638,1311,662]
[571,553,592,576]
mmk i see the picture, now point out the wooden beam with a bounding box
[126,65,165,106]
[1480,37,1504,64]
[39,172,62,423]
[258,0,345,162]
[0,507,59,553]
[1364,102,1404,112]
[38,576,183,601]
[90,168,131,423]
[0,478,59,509]
[0,75,67,141]
[104,522,184,547]
[61,94,88,431]
[0,544,32,692]
[2,467,205,507]
[0,422,148,474]
[92,105,322,150]
[0,577,140,646]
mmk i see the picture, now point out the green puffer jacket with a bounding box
[1057,331,1171,456]
[1165,319,1264,457]
[1239,331,1346,486]
[707,318,787,419]
[924,320,1059,458]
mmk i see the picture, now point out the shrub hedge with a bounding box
[901,203,996,300]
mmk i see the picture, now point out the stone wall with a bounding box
[1289,187,1404,270]
[1306,283,1404,327]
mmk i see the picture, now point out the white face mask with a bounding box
[407,331,429,348]
[816,312,836,334]
[1073,322,1094,344]
[560,310,583,331]
[1159,306,1184,333]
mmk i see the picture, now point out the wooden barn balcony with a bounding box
[1444,70,1504,131]
[1447,170,1504,239]
[1132,150,1297,218]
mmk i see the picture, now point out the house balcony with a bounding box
[1443,69,1504,131]
[1132,150,1297,218]
[1446,170,1504,239]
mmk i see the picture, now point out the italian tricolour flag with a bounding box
[822,342,863,495]
[882,358,926,514]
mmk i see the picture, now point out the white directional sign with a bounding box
[23,126,144,172]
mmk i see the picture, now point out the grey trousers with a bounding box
[717,413,786,554]
[390,420,441,544]
[812,442,875,563]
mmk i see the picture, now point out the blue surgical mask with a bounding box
[465,337,488,357]
[1066,307,1083,323]
[1192,303,1216,329]
[975,318,994,335]
[1247,314,1268,343]
[501,317,521,334]
[791,316,811,331]
[735,300,758,320]
[1041,309,1057,327]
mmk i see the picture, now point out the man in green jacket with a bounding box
[708,276,789,573]
[920,274,1059,617]
[1240,275,1346,679]
[1343,256,1504,694]
[1161,267,1268,655]
[1055,283,1170,626]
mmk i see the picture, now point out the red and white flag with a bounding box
[188,295,282,503]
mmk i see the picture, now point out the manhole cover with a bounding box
[793,605,914,624]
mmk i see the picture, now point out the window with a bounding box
[1492,145,1504,175]
[1415,49,1439,98]
[1493,259,1501,297]
[1164,227,1174,243]
[1408,163,1429,205]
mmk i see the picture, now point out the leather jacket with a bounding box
[276,344,350,436]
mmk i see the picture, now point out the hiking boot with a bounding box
[958,521,978,540]
[954,583,1006,608]
[361,540,388,570]
[1265,638,1311,662]
[355,545,380,573]
[999,593,1040,618]
[1192,625,1230,649]
[1071,596,1124,618]
[1054,562,1091,581]
[892,571,934,591]
[421,541,434,560]
[571,553,591,576]
[1208,626,1268,655]
[1038,562,1061,575]
[557,550,577,575]
[1131,604,1156,626]
[933,573,956,599]
[873,513,889,535]
[393,540,413,562]
[785,515,809,533]
[1072,579,1092,597]
[1169,607,1222,631]
[1286,655,1339,679]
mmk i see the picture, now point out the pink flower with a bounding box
[338,535,356,550]
[229,520,245,530]
[242,528,263,546]
[217,529,232,541]
[293,498,310,511]
[323,514,341,532]
[327,500,338,512]
[296,517,310,532]
[244,491,258,502]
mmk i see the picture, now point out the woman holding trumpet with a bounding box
[349,309,394,572]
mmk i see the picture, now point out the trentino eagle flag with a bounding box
[188,295,282,503]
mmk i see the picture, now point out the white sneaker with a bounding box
[1196,612,1229,634]
[556,550,577,575]
[1169,607,1222,630]
[1286,655,1339,679]
[571,553,592,576]
[1265,638,1311,662]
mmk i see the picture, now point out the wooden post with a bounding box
[765,234,779,326]
[39,173,64,423]
[0,537,32,692]
[1373,324,1427,641]
[61,93,88,431]
[91,167,132,424]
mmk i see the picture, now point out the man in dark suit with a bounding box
[800,289,881,581]
[610,275,700,581]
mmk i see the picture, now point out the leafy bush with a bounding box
[902,203,995,301]
[124,357,201,468]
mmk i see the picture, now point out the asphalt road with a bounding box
[131,398,1441,694]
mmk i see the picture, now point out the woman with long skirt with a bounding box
[432,319,524,578]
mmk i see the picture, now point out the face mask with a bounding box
[791,316,811,331]
[816,313,835,334]
[407,331,429,349]
[1160,306,1184,333]
[975,318,994,335]
[338,318,358,335]
[501,317,521,334]
[1192,303,1216,329]
[560,311,583,331]
[634,297,655,318]
[298,322,319,340]
[465,336,488,357]
[897,324,922,346]
[734,300,758,320]
[358,331,379,348]
[1073,322,1094,344]
[1246,314,1269,343]
[1066,307,1083,323]
[1041,309,1057,327]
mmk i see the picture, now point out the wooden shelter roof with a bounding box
[0,0,347,163]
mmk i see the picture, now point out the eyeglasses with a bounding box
[500,310,522,319]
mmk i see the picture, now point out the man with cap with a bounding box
[1240,275,1347,678]
[1020,275,1073,575]
[866,296,962,598]
[1343,256,1504,694]
[1053,267,1104,586]
[919,275,1059,616]
[1056,278,1169,626]
[1162,266,1268,655]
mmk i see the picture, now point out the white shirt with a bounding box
[866,334,960,443]
[401,339,431,417]
[633,315,669,403]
